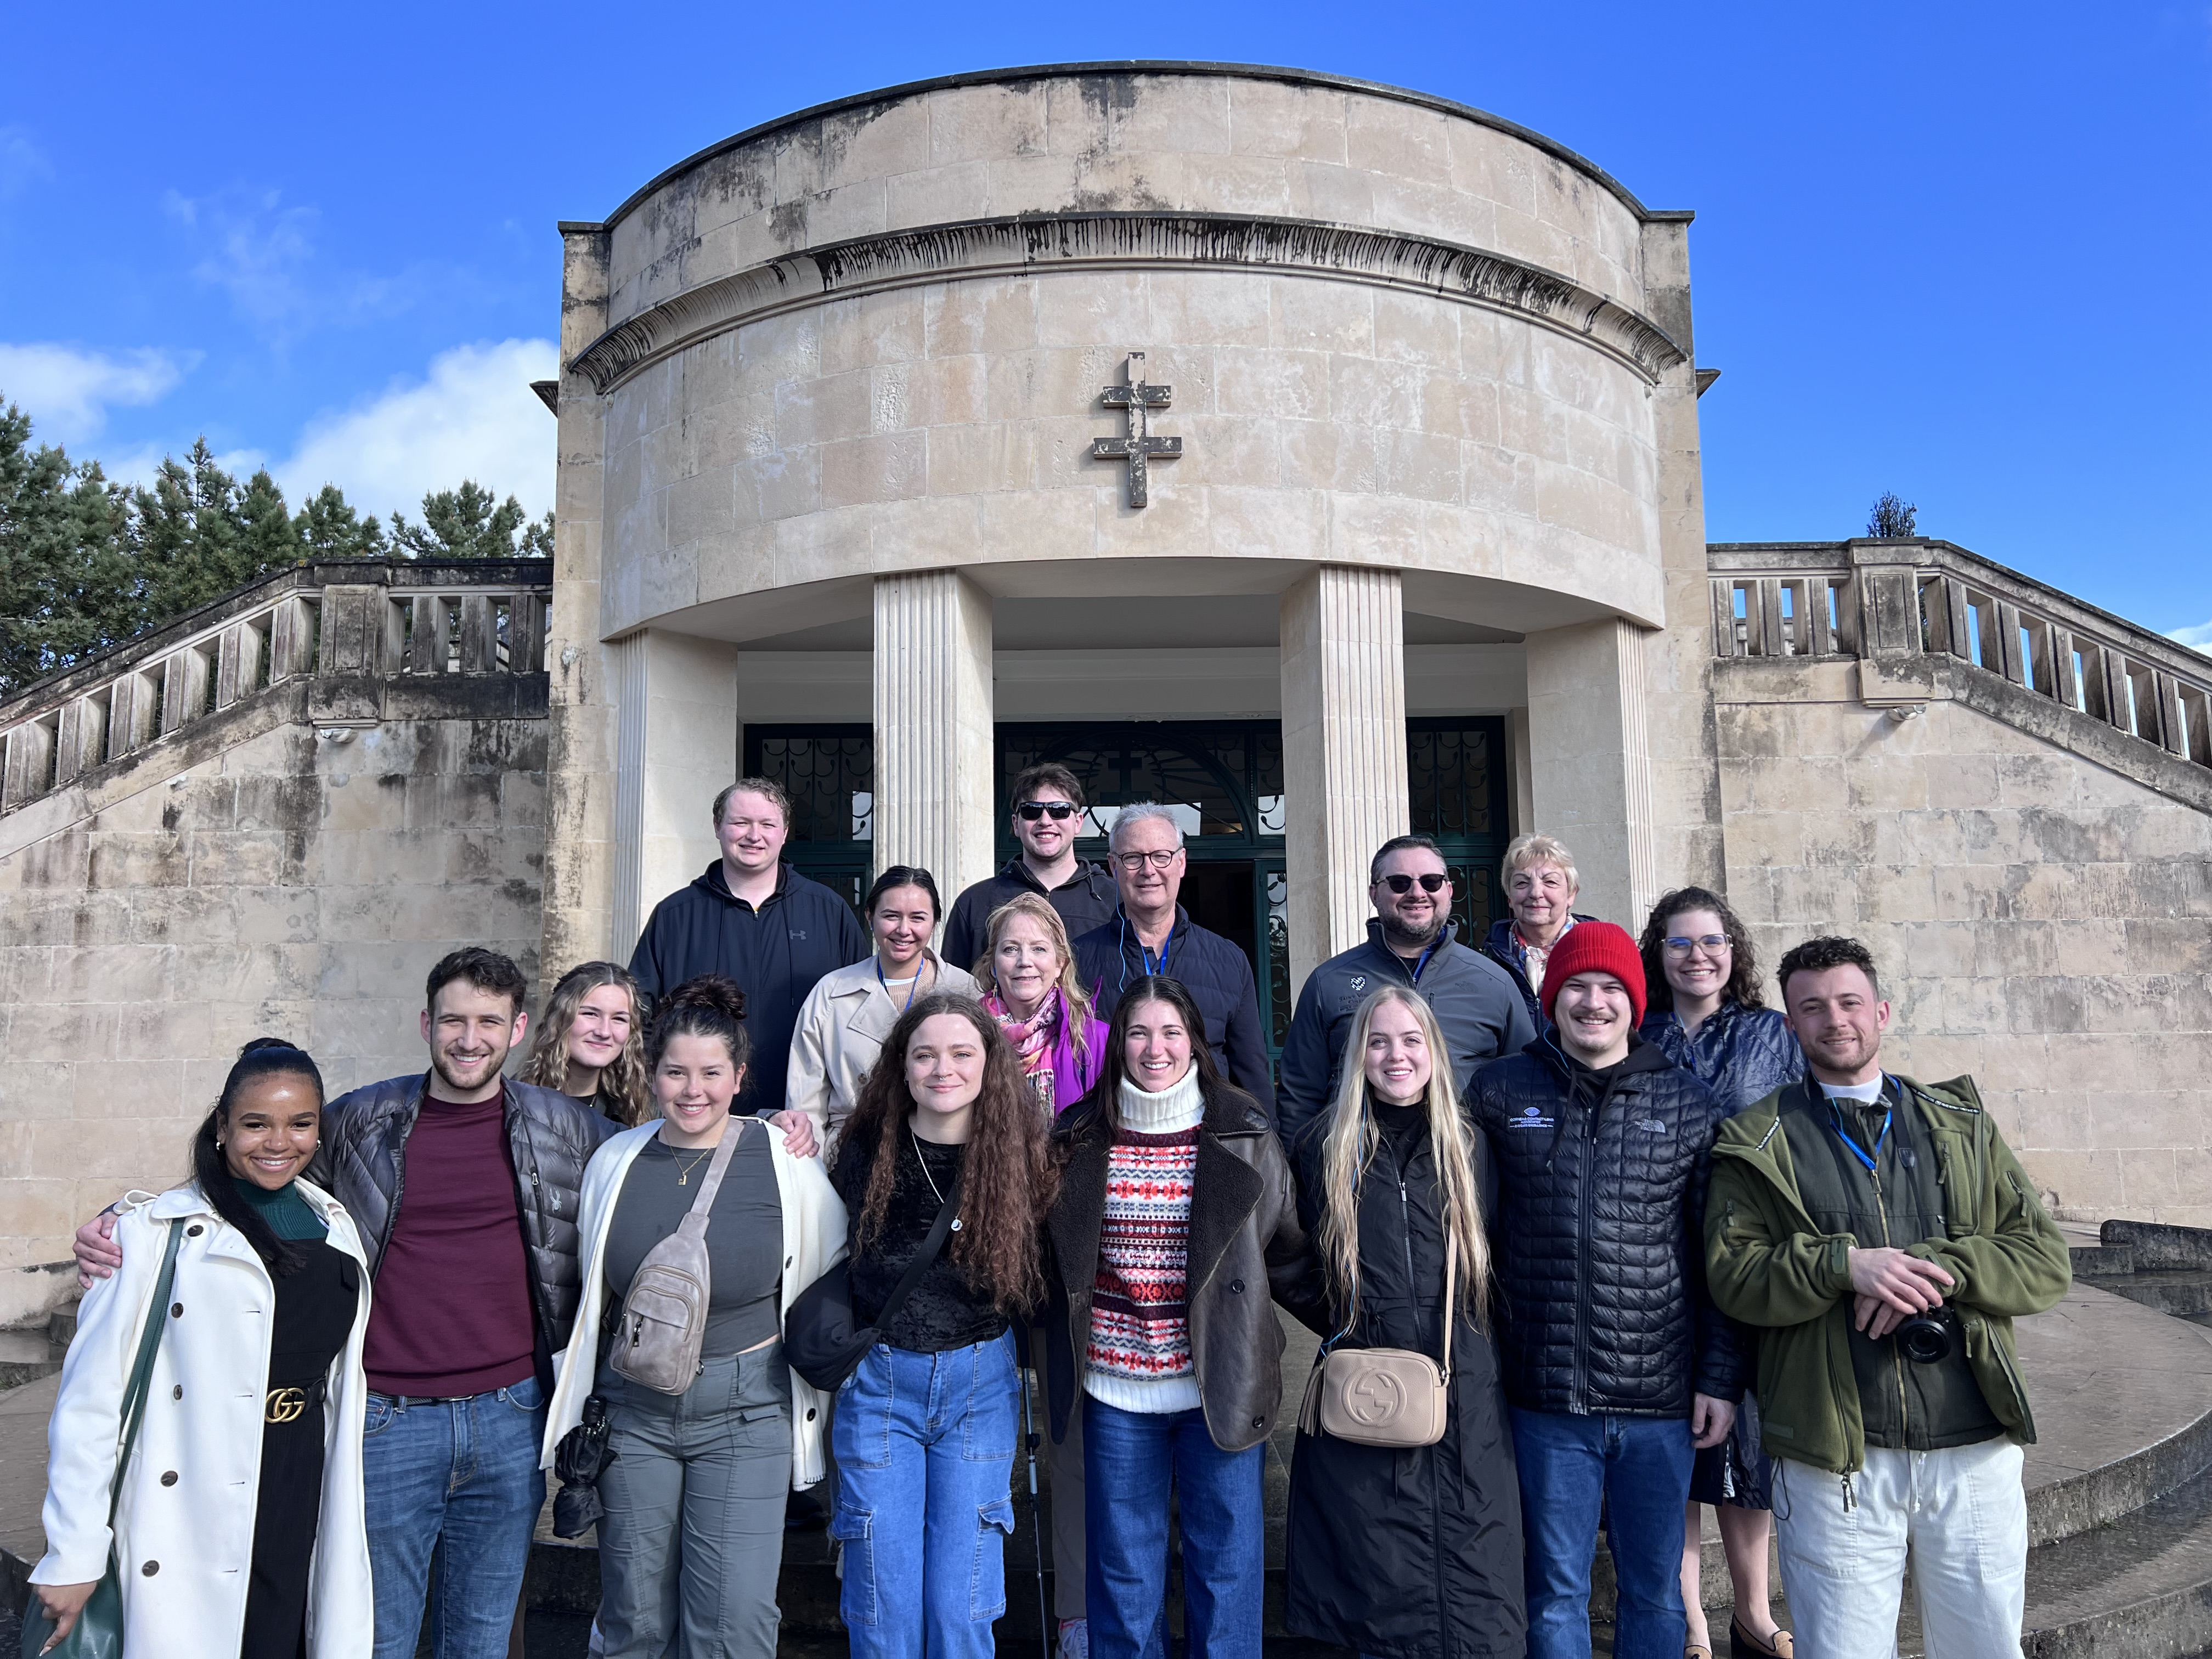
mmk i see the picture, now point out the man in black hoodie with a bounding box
[940,762,1118,973]
[1468,919,1744,1659]
[628,777,868,1118]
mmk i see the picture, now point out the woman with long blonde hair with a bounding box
[1283,985,1526,1658]
[977,892,1107,1117]
[521,961,652,1125]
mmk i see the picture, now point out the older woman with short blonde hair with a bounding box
[1479,833,1595,1029]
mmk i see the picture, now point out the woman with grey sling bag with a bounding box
[544,977,846,1659]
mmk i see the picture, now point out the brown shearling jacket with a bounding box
[1042,1071,1314,1453]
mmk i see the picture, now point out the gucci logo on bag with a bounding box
[1345,1369,1407,1425]
[264,1387,308,1424]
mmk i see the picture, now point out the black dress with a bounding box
[241,1238,360,1659]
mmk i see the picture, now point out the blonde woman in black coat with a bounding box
[1284,986,1526,1659]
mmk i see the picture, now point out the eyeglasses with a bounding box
[1662,934,1730,957]
[1016,801,1079,822]
[1378,872,1448,895]
[1114,849,1180,872]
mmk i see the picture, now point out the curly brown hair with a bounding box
[1637,886,1765,1014]
[840,992,1056,1314]
[520,961,652,1124]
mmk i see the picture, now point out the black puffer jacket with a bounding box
[1283,1105,1526,1658]
[1467,1037,1745,1417]
[311,1074,617,1356]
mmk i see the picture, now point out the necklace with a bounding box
[909,1124,963,1232]
[671,1144,714,1186]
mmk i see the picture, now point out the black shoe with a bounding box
[786,1488,827,1531]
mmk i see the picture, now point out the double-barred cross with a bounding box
[1090,351,1183,508]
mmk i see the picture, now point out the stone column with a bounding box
[610,630,742,953]
[1523,617,1660,928]
[541,223,616,973]
[872,571,996,902]
[1280,566,1409,998]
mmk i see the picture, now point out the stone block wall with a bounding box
[1713,657,2212,1223]
[0,714,546,1326]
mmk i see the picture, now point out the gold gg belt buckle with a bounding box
[264,1386,309,1424]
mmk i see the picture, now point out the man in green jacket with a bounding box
[1704,936,2069,1659]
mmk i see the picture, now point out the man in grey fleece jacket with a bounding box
[1277,834,1534,1152]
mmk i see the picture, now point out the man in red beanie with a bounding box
[1468,919,1747,1659]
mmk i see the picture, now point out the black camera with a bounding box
[1895,1309,1957,1365]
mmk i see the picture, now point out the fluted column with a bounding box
[1280,566,1409,998]
[1523,616,1661,926]
[872,571,996,902]
[609,630,742,955]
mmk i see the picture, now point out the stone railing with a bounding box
[1708,539,2212,771]
[0,558,552,816]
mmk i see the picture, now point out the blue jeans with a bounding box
[363,1374,547,1659]
[1509,1407,1695,1659]
[1084,1397,1265,1659]
[831,1334,1019,1659]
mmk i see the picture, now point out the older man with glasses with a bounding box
[1071,801,1276,1114]
[941,763,1120,974]
[1276,833,1534,1153]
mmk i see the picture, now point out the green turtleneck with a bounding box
[231,1173,327,1241]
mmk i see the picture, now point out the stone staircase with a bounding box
[15,1235,2212,1656]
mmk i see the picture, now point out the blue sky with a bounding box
[3,3,2207,641]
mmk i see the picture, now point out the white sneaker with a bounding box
[1057,1619,1089,1659]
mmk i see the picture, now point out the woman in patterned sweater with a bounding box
[1042,975,1311,1659]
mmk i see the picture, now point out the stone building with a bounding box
[1,62,2207,1328]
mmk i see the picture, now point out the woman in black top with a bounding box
[521,960,653,1123]
[1284,987,1526,1659]
[827,992,1056,1659]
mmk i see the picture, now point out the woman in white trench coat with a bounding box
[30,1040,374,1659]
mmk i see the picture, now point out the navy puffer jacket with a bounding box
[1641,999,1804,1115]
[1468,1036,1746,1417]
[1074,905,1275,1116]
[311,1074,617,1356]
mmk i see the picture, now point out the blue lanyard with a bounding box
[877,956,924,1013]
[1117,913,1176,988]
[1826,1083,1892,1174]
[1409,940,1441,985]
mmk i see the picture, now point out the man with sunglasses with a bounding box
[1277,834,1533,1152]
[941,763,1120,973]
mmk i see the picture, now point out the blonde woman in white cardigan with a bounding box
[543,976,845,1659]
[31,1040,374,1659]
[786,865,979,1148]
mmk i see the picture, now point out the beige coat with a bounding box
[785,953,980,1143]
[541,1120,847,1487]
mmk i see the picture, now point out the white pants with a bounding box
[1773,1439,2027,1659]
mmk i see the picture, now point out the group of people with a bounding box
[30,763,2072,1659]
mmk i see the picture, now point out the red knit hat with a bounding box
[1538,920,1646,1026]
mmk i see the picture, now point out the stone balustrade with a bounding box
[1709,539,2212,772]
[0,558,553,816]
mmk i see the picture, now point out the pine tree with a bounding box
[390,480,551,560]
[1867,492,1919,539]
[293,483,386,557]
[0,404,137,694]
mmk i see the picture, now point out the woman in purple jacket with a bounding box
[976,890,1107,1659]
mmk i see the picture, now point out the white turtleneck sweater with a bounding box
[1084,1066,1208,1415]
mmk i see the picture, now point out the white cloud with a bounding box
[0,125,52,198]
[163,187,420,342]
[274,339,557,523]
[2168,621,2212,655]
[0,342,197,444]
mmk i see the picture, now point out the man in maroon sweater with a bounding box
[78,949,614,1659]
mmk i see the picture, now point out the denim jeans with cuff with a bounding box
[363,1373,547,1659]
[831,1333,1020,1659]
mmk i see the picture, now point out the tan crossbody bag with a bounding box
[610,1122,746,1395]
[1297,1252,1455,1448]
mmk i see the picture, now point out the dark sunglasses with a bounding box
[1016,801,1080,821]
[1379,872,1448,894]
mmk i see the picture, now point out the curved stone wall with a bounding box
[573,65,1688,638]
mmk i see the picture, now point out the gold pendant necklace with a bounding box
[672,1146,713,1186]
